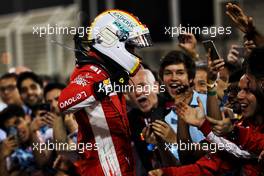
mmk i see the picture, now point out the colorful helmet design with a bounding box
[88,9,152,76]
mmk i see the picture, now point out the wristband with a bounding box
[207,90,217,96]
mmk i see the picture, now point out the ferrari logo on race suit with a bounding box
[72,74,93,87]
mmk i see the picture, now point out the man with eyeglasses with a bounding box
[0,73,25,142]
[0,73,24,108]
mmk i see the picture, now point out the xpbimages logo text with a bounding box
[165,140,233,154]
[165,24,232,38]
[32,140,99,154]
[32,24,99,37]
[97,80,166,95]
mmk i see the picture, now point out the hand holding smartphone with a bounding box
[202,40,221,60]
[38,103,51,112]
[37,103,51,117]
[7,126,19,143]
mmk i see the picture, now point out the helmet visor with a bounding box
[126,33,152,48]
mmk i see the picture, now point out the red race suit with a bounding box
[58,64,134,176]
[160,120,264,176]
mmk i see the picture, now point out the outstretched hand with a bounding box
[175,97,205,127]
[206,108,234,136]
[178,33,198,59]
[152,120,177,143]
[226,2,254,34]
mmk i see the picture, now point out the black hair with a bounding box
[246,47,264,79]
[0,73,18,81]
[224,62,238,73]
[0,104,25,130]
[229,69,244,83]
[159,50,196,82]
[17,72,43,92]
[44,82,66,98]
[244,48,264,119]
[251,80,264,119]
[196,64,208,72]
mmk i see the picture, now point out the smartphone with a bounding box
[7,127,18,141]
[202,40,220,60]
[38,103,51,112]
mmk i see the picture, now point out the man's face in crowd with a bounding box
[128,70,158,113]
[4,116,31,143]
[194,69,207,94]
[163,63,191,97]
[20,78,43,107]
[237,74,257,118]
[45,88,61,115]
[0,77,22,105]
[216,68,230,100]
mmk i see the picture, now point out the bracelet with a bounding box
[207,90,217,96]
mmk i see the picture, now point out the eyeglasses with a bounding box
[0,85,17,93]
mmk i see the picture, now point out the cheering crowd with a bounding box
[0,2,264,176]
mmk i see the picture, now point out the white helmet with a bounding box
[88,9,152,76]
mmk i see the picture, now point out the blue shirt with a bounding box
[164,91,207,160]
[0,128,6,142]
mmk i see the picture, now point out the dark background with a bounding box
[1,0,215,42]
